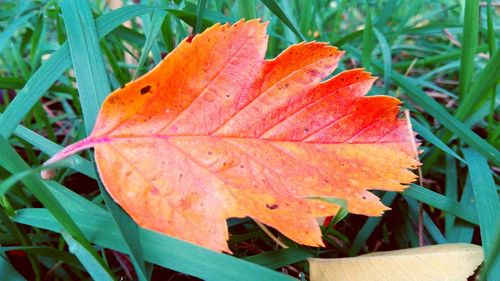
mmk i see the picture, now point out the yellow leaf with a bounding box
[308,243,483,281]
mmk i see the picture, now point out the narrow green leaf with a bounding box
[0,246,80,268]
[404,196,447,244]
[0,13,34,53]
[373,28,391,93]
[60,0,111,134]
[139,12,162,65]
[463,148,500,280]
[160,13,175,52]
[448,177,475,243]
[61,232,114,281]
[411,118,465,163]
[260,0,306,41]
[13,125,95,178]
[0,159,74,198]
[0,136,112,278]
[243,248,312,269]
[458,0,479,99]
[13,209,296,281]
[393,45,488,69]
[361,5,374,69]
[403,184,478,225]
[195,0,208,34]
[28,13,46,70]
[134,9,167,78]
[445,155,458,236]
[45,180,108,217]
[298,0,312,37]
[0,255,26,281]
[238,0,257,19]
[0,210,40,280]
[94,172,148,281]
[456,49,500,120]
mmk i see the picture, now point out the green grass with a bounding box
[0,0,498,280]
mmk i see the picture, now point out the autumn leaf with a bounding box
[308,243,483,281]
[43,20,419,252]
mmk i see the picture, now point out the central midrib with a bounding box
[91,134,412,145]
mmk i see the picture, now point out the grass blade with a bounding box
[260,0,305,41]
[194,0,208,34]
[134,9,167,79]
[243,248,312,269]
[0,255,26,281]
[463,148,500,280]
[238,0,256,19]
[455,49,500,120]
[373,28,392,93]
[361,4,374,69]
[403,184,478,225]
[60,0,111,133]
[0,136,113,279]
[411,118,465,163]
[13,208,296,281]
[60,2,150,279]
[13,125,95,178]
[61,231,114,281]
[0,13,34,53]
[444,155,458,237]
[458,0,479,99]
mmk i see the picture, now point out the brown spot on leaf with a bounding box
[140,85,151,95]
[266,203,279,210]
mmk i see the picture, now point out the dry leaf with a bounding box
[43,20,419,252]
[308,243,484,281]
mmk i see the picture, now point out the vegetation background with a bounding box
[0,0,498,280]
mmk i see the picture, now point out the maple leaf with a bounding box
[43,20,419,252]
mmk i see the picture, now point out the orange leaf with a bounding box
[43,20,419,252]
